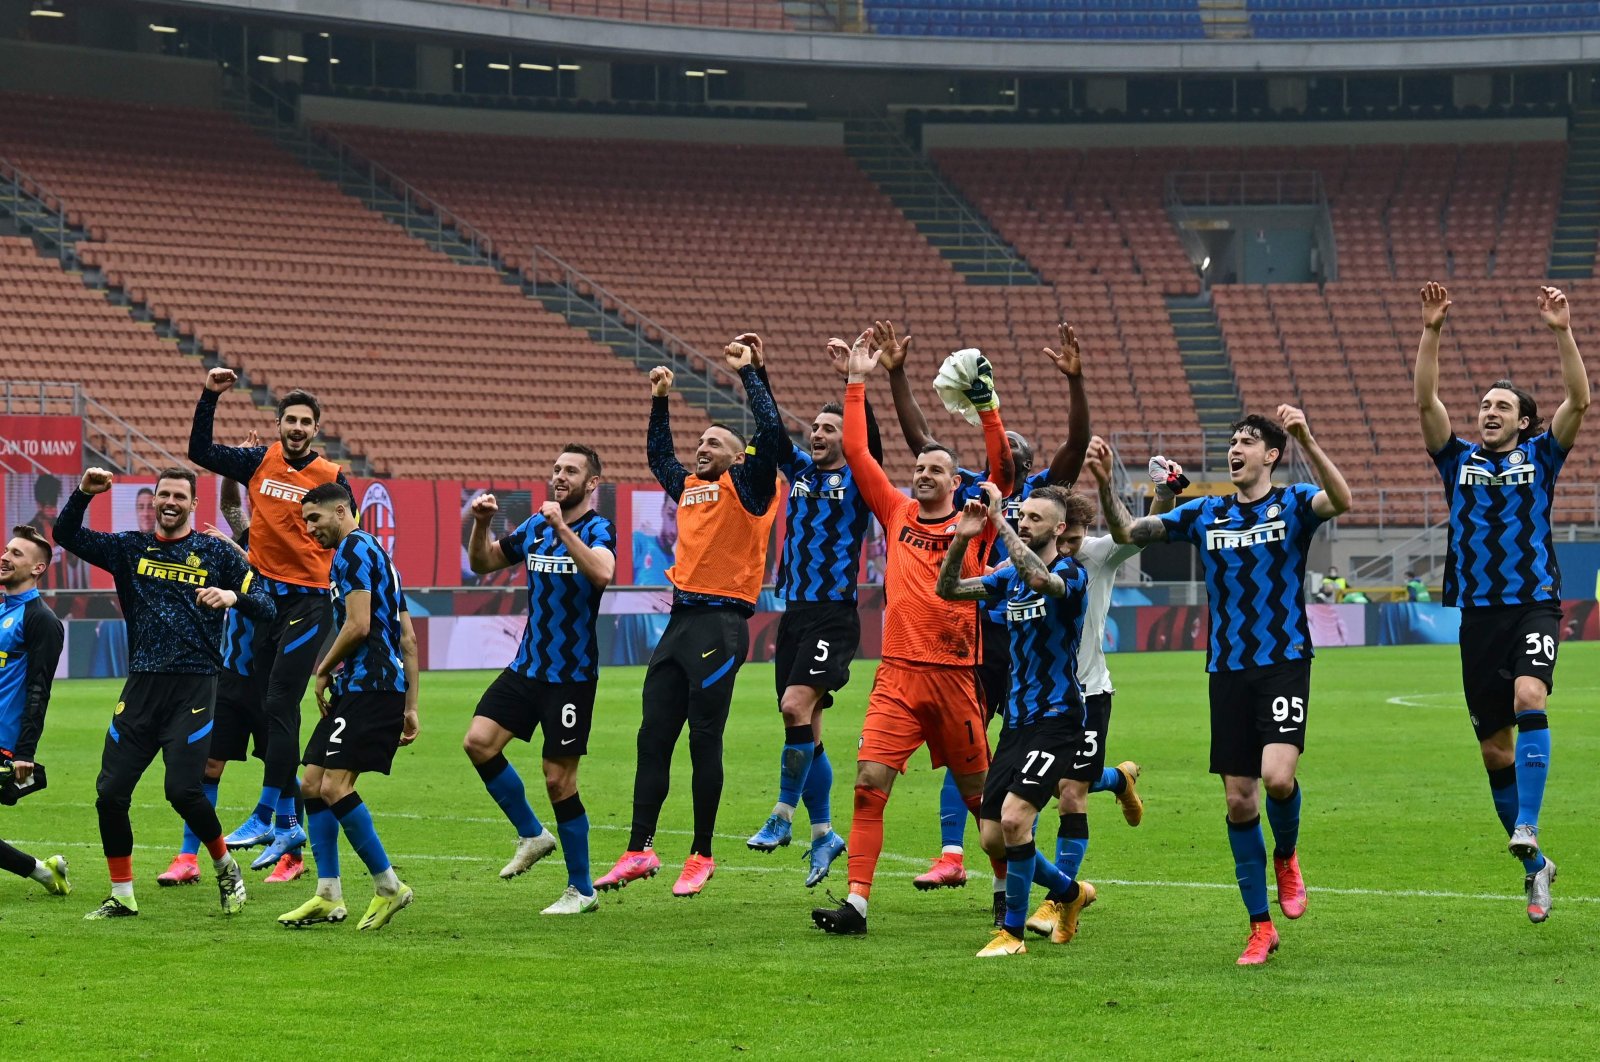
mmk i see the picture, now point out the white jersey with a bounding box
[1076,534,1143,697]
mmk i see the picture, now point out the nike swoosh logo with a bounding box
[701,649,716,658]
[145,546,160,552]
[1278,726,1296,733]
[809,668,827,675]
[191,706,207,714]
[561,738,576,746]
[1020,779,1040,785]
[288,618,303,626]
[964,755,979,764]
[1212,515,1231,524]
[1072,761,1091,769]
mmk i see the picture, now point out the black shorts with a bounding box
[473,668,597,758]
[1208,659,1311,777]
[208,668,267,763]
[1082,692,1113,774]
[1458,602,1563,741]
[108,672,218,752]
[302,690,407,775]
[977,617,1011,721]
[980,713,1096,819]
[773,602,860,707]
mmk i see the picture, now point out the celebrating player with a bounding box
[810,331,1014,936]
[1101,410,1351,965]
[55,467,274,919]
[0,525,70,899]
[874,319,1089,891]
[936,483,1096,957]
[595,337,782,898]
[745,335,886,887]
[1414,282,1589,923]
[462,446,615,916]
[189,371,349,863]
[278,483,419,931]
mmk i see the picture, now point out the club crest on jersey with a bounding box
[791,476,845,501]
[259,477,309,502]
[360,482,396,553]
[1266,504,1282,519]
[1006,595,1048,623]
[681,482,721,507]
[1205,519,1287,551]
[1508,450,1525,465]
[528,552,578,575]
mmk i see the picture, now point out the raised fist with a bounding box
[205,367,238,394]
[650,366,674,397]
[80,468,114,495]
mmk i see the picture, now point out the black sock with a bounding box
[0,838,36,878]
[552,794,585,823]
[474,752,510,783]
[784,724,812,746]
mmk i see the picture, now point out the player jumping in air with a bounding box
[55,467,274,919]
[1414,282,1589,923]
[189,372,349,866]
[936,483,1096,957]
[279,483,420,930]
[810,331,1013,936]
[595,336,782,898]
[0,525,70,900]
[1099,409,1351,965]
[463,446,615,915]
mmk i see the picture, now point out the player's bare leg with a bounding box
[464,717,556,878]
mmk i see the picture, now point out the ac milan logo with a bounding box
[359,482,396,554]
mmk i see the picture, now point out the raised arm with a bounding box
[1415,282,1454,455]
[827,334,886,463]
[544,503,616,589]
[1041,322,1091,486]
[872,320,938,454]
[842,343,906,523]
[51,471,123,571]
[1541,286,1591,450]
[189,369,268,483]
[983,484,1067,597]
[1278,405,1352,520]
[936,498,1005,601]
[13,605,63,763]
[646,366,687,502]
[726,336,781,515]
[1084,437,1168,545]
[465,493,513,574]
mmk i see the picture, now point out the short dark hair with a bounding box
[708,422,748,451]
[818,402,844,418]
[918,441,961,469]
[1231,414,1288,470]
[1031,484,1095,527]
[155,467,197,494]
[1006,430,1035,474]
[136,487,153,500]
[277,389,322,422]
[11,524,52,567]
[302,482,352,508]
[1485,379,1544,443]
[33,475,59,505]
[560,443,603,481]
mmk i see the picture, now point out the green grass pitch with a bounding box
[2,643,1598,1059]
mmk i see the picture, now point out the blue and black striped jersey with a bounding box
[1158,484,1327,673]
[220,608,256,678]
[0,589,63,760]
[499,510,614,682]
[980,554,1090,728]
[54,490,275,674]
[330,528,407,695]
[777,445,871,604]
[1431,433,1567,608]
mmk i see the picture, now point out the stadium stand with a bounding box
[867,1,1206,38]
[1249,1,1600,39]
[0,92,707,480]
[453,0,795,30]
[930,140,1598,522]
[322,124,1203,482]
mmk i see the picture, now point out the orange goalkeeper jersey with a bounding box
[843,381,1011,668]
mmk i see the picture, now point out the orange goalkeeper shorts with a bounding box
[857,661,990,775]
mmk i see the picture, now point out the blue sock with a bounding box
[1514,712,1550,830]
[331,793,391,876]
[1055,812,1089,879]
[1090,766,1123,795]
[252,785,280,825]
[1265,781,1301,860]
[1032,850,1078,899]
[1003,841,1036,935]
[938,770,966,849]
[1227,815,1271,919]
[275,793,298,832]
[778,725,815,809]
[802,743,833,828]
[553,794,591,894]
[1487,765,1542,872]
[306,800,340,880]
[476,754,543,838]
[182,780,220,856]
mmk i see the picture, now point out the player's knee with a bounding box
[1223,789,1258,820]
[542,762,578,802]
[462,730,491,763]
[999,805,1033,842]
[1513,687,1548,717]
[164,779,203,809]
[979,824,1008,860]
[778,688,816,727]
[94,791,131,811]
